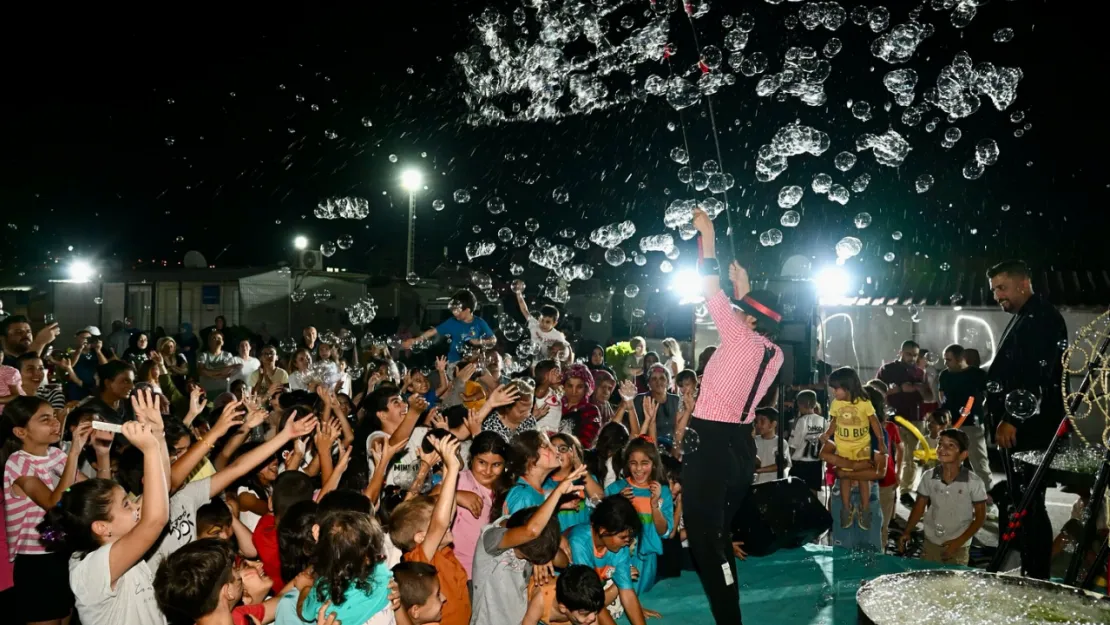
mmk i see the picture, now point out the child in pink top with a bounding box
[444,432,507,579]
[0,365,24,415]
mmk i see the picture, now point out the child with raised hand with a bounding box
[392,435,470,625]
[823,366,886,531]
[471,467,585,625]
[493,430,562,517]
[299,509,407,625]
[898,429,987,566]
[2,395,92,625]
[524,564,609,625]
[566,495,651,625]
[40,414,170,625]
[545,432,605,532]
[603,436,674,595]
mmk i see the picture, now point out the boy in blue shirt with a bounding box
[566,496,652,625]
[402,289,494,363]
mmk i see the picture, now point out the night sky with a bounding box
[2,1,1107,294]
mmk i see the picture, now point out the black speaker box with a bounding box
[731,477,831,557]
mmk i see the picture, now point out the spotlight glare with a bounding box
[68,260,95,283]
[400,169,423,191]
[293,236,308,250]
[815,266,851,302]
[670,268,703,304]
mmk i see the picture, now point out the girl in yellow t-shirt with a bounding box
[822,367,887,530]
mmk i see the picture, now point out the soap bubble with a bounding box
[624,284,640,298]
[915,175,934,193]
[812,173,833,194]
[834,151,857,171]
[279,339,297,353]
[552,187,570,204]
[312,289,332,305]
[290,289,307,303]
[851,174,871,193]
[509,263,524,276]
[940,262,951,271]
[472,225,482,234]
[604,248,626,266]
[465,240,497,261]
[432,199,445,211]
[320,242,337,257]
[659,260,673,273]
[835,237,862,259]
[633,252,647,267]
[497,227,514,242]
[828,184,850,205]
[1005,390,1038,421]
[975,139,1000,166]
[908,303,923,322]
[851,101,872,121]
[891,231,903,241]
[993,28,1014,43]
[884,252,895,262]
[93,297,104,305]
[388,154,398,163]
[631,308,645,319]
[885,306,894,316]
[677,167,693,184]
[986,381,1003,394]
[962,160,985,180]
[853,213,872,229]
[524,218,540,233]
[589,312,602,323]
[780,211,801,228]
[925,351,941,367]
[487,197,506,214]
[511,279,526,294]
[361,117,372,127]
[557,228,576,239]
[337,234,354,250]
[778,185,804,208]
[453,189,471,203]
[944,127,962,144]
[670,147,689,164]
[406,272,419,286]
[679,426,700,457]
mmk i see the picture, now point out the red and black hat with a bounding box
[731,287,783,332]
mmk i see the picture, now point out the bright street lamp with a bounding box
[293,236,308,251]
[400,168,423,276]
[68,260,95,283]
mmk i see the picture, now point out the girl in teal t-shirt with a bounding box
[604,437,674,595]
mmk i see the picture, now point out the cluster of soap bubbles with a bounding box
[465,240,497,261]
[345,296,378,326]
[663,197,724,236]
[754,45,833,107]
[757,122,831,182]
[589,220,636,249]
[458,2,670,124]
[528,241,575,270]
[312,289,332,305]
[963,138,1000,180]
[926,52,1022,120]
[677,159,736,195]
[315,197,369,220]
[856,130,913,167]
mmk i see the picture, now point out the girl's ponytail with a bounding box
[35,478,119,557]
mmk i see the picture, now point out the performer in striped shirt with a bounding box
[682,208,784,624]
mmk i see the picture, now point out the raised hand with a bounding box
[417,444,441,468]
[618,379,638,403]
[691,206,712,234]
[283,411,320,439]
[435,356,447,372]
[334,445,353,473]
[465,408,484,435]
[71,421,93,451]
[122,421,159,453]
[642,395,659,425]
[188,386,206,417]
[487,384,520,408]
[431,435,461,471]
[314,418,340,451]
[130,388,165,432]
[429,409,449,431]
[214,400,246,434]
[457,362,478,382]
[91,428,114,454]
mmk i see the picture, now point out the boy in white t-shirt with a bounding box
[753,407,791,485]
[515,292,566,353]
[788,390,828,495]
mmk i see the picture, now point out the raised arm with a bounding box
[515,291,531,319]
[499,466,587,549]
[420,436,461,561]
[16,421,91,510]
[109,421,169,586]
[208,411,319,497]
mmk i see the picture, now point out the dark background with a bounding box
[1,1,1106,293]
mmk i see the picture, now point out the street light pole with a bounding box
[406,190,415,276]
[400,168,423,278]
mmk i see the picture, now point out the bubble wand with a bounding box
[952,397,975,429]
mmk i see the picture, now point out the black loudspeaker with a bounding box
[731,477,832,557]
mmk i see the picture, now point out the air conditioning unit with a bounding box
[295,250,324,271]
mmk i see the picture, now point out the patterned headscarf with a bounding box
[562,363,595,397]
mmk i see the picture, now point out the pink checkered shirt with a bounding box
[693,290,783,424]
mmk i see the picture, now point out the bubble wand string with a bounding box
[680,2,738,262]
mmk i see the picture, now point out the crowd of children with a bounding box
[0,289,1035,625]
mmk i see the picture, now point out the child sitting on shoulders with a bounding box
[603,437,674,595]
[898,429,987,566]
[392,562,444,625]
[390,435,470,625]
[823,367,886,531]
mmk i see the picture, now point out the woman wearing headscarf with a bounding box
[581,341,616,379]
[560,363,601,448]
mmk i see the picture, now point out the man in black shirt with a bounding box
[0,315,60,367]
[939,344,990,489]
[985,259,1068,580]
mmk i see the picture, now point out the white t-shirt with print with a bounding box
[789,413,829,462]
[197,350,238,396]
[147,478,212,572]
[71,543,166,625]
[365,427,428,490]
[526,317,566,352]
[534,388,563,434]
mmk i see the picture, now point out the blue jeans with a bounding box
[830,481,883,552]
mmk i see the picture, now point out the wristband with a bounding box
[698,258,720,276]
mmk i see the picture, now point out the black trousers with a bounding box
[682,418,756,625]
[998,461,1053,579]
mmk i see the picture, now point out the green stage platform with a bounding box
[626,545,953,625]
